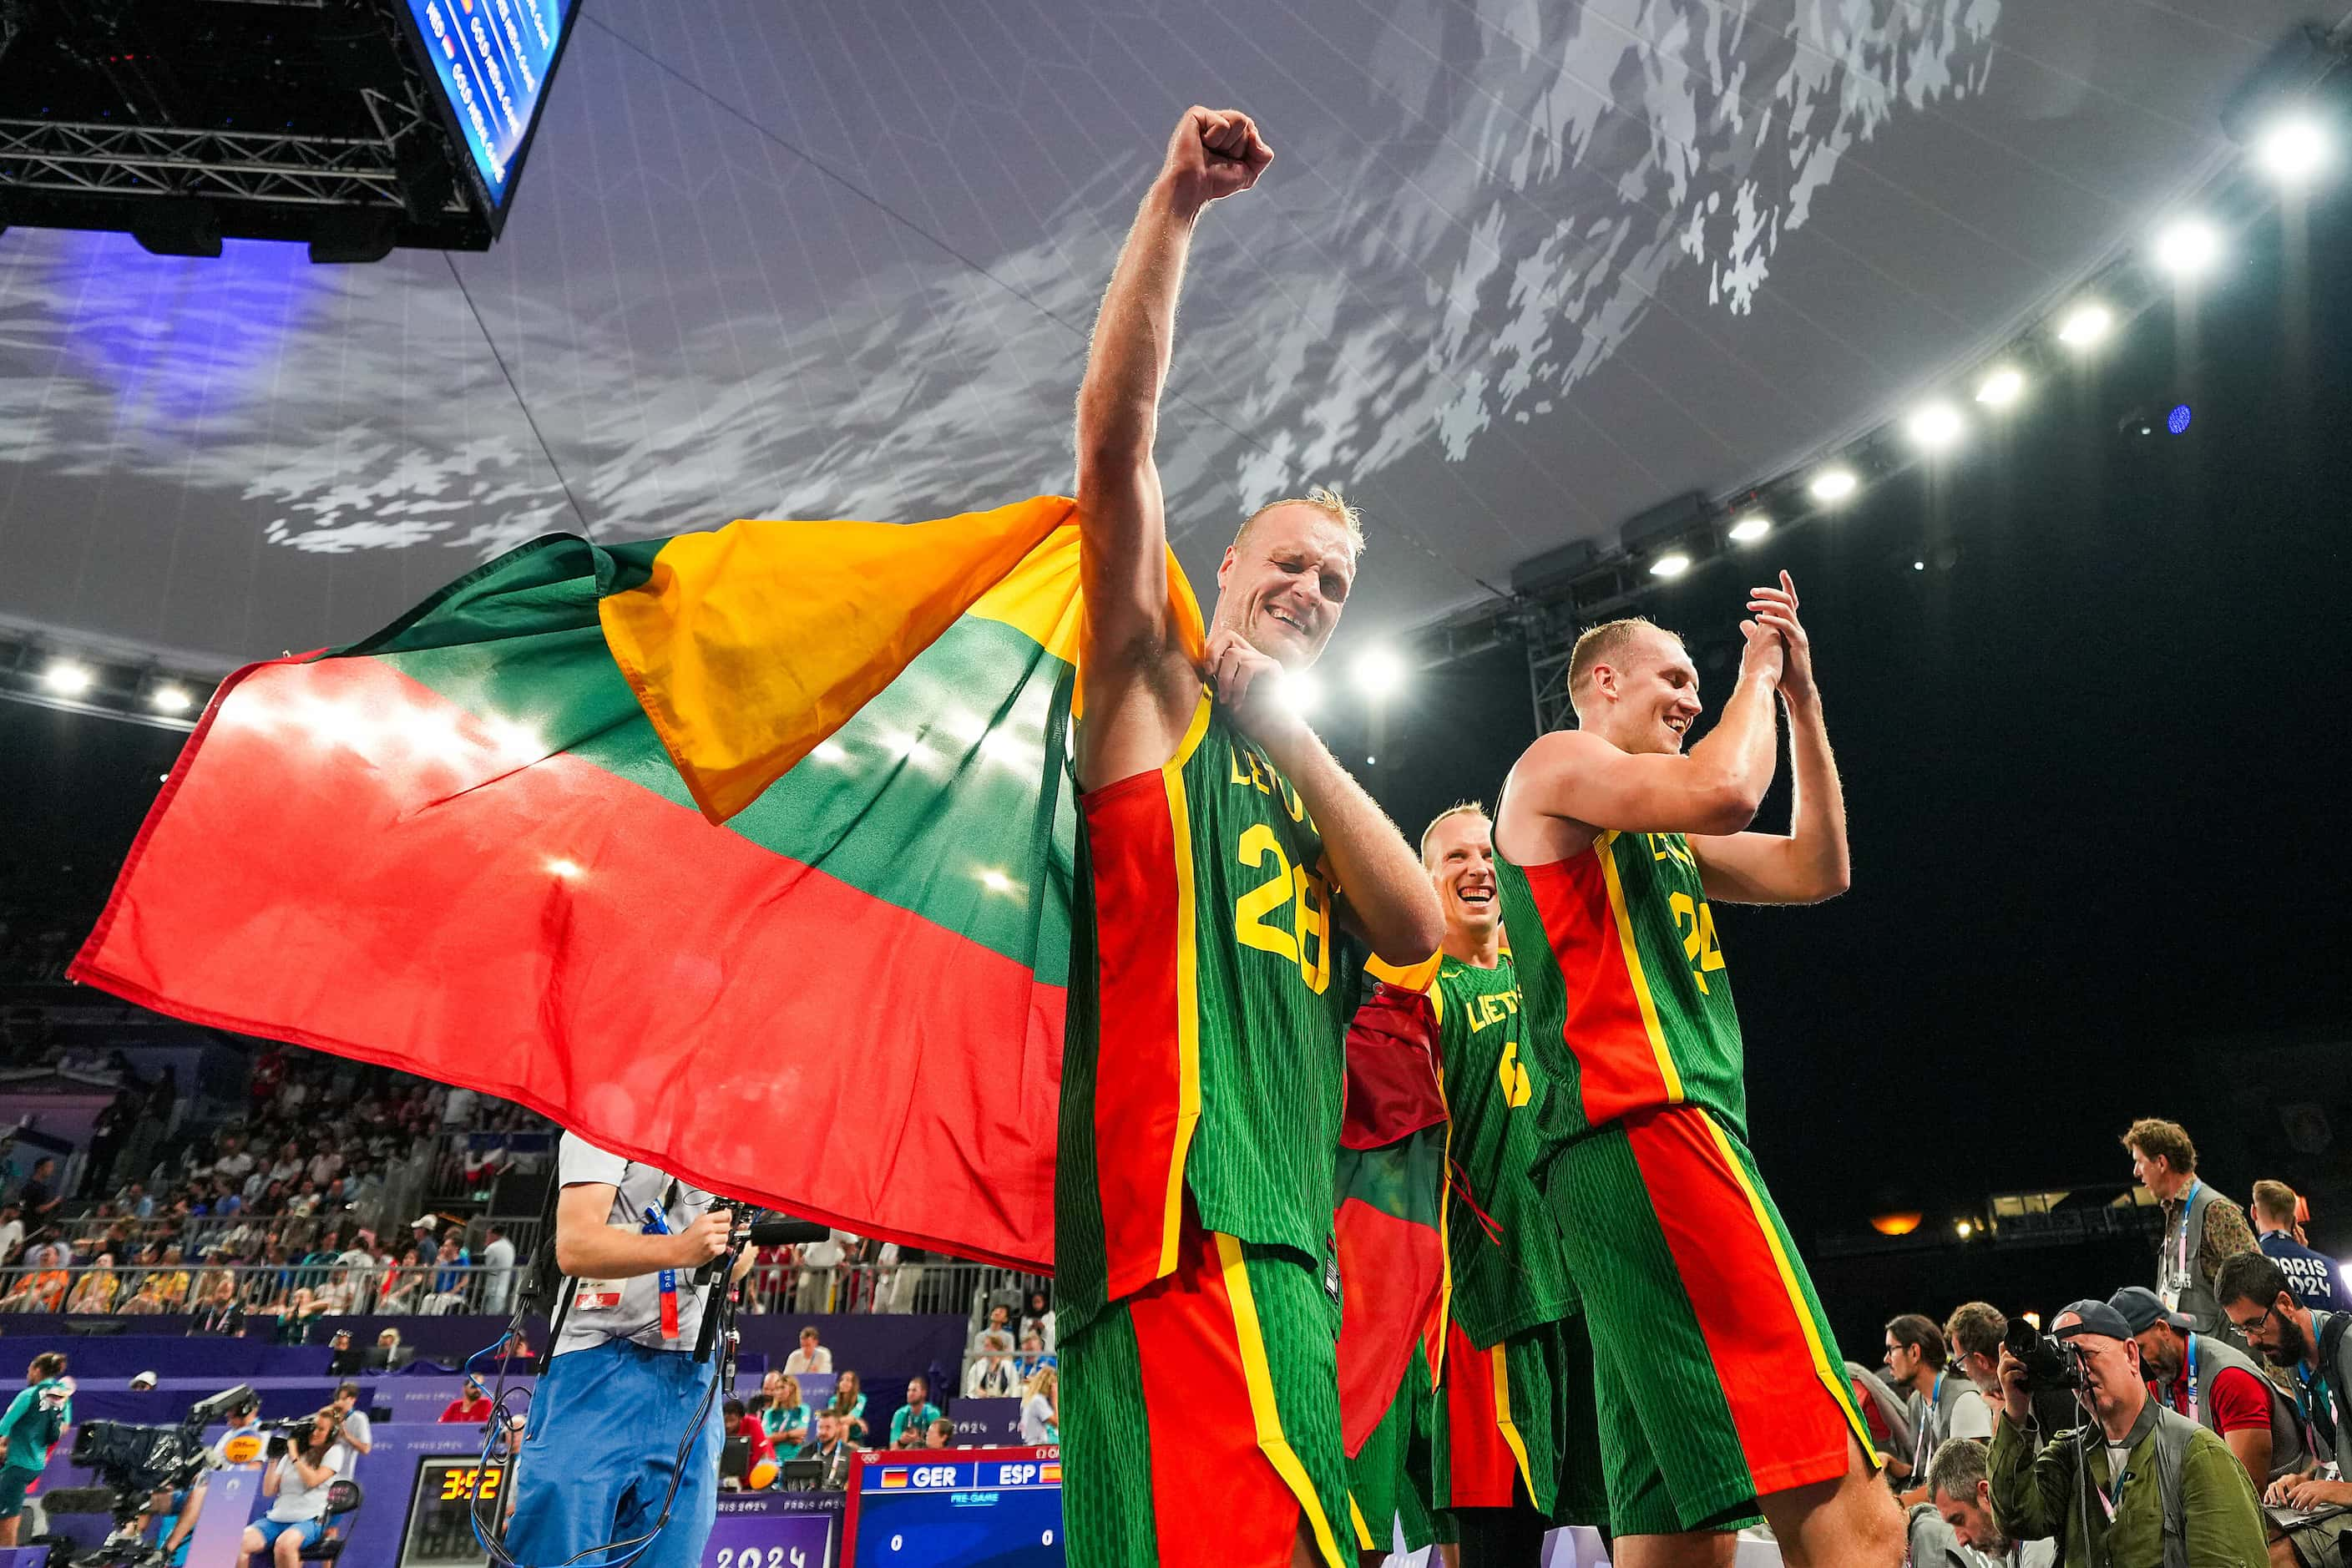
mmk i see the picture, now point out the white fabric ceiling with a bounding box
[0,0,2324,668]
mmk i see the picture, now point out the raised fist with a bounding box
[1161,107,1272,210]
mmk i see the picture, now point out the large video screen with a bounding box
[397,0,581,225]
[845,1449,1063,1568]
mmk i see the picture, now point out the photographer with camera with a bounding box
[2113,1285,2312,1492]
[1989,1299,2269,1566]
[2214,1252,2352,1568]
[0,1352,73,1546]
[241,1407,347,1568]
[499,1132,745,1568]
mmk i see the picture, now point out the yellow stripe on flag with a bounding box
[599,497,1070,823]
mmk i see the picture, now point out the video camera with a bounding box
[2004,1318,2084,1393]
[67,1385,258,1567]
[263,1408,343,1459]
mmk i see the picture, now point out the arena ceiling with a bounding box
[0,0,2332,672]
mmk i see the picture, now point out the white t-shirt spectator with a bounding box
[1019,1393,1055,1444]
[553,1134,713,1358]
[267,1446,348,1522]
[800,1232,847,1269]
[443,1088,478,1126]
[307,1152,342,1186]
[784,1344,833,1374]
[0,1217,23,1267]
[217,1150,256,1181]
[333,1410,371,1472]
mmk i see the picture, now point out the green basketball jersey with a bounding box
[1495,827,1748,1143]
[1057,693,1363,1341]
[1434,953,1581,1346]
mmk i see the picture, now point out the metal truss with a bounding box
[0,119,403,206]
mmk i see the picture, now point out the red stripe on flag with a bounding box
[72,655,1061,1269]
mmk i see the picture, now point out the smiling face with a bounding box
[1422,809,1498,947]
[1573,623,1702,755]
[1212,503,1358,670]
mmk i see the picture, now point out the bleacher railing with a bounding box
[0,1259,1017,1320]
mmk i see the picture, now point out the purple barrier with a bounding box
[63,1383,343,1424]
[0,1333,329,1379]
[946,1396,1024,1444]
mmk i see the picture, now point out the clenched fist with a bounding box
[1161,107,1272,210]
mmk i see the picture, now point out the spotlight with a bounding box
[1350,647,1406,697]
[1975,367,2026,407]
[1808,468,1859,504]
[42,660,95,696]
[2152,217,2222,278]
[1905,402,1964,451]
[1955,1220,1973,1238]
[1275,670,1323,716]
[2056,302,2113,348]
[2255,116,2330,185]
[150,684,193,714]
[1727,514,1771,544]
[1648,551,1692,579]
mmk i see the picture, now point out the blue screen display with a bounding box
[852,1457,1065,1568]
[402,0,576,210]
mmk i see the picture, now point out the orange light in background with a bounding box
[1869,1212,1924,1237]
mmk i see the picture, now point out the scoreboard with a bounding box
[842,1447,1063,1567]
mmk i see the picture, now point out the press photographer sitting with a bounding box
[2213,1252,2352,1568]
[241,1407,347,1568]
[1988,1298,2269,1566]
[501,1132,743,1568]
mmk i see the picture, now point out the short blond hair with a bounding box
[2251,1180,2299,1227]
[1235,487,1365,554]
[1419,802,1488,862]
[1567,617,1678,710]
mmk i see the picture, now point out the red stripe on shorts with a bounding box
[1128,1212,1314,1568]
[1620,1107,1855,1499]
[1442,1318,1520,1509]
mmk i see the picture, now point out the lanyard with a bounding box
[1915,1371,1945,1474]
[2183,1334,2199,1426]
[641,1203,681,1340]
[2171,1179,2202,1289]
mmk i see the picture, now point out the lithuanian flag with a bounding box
[71,497,1196,1272]
[1333,970,1449,1455]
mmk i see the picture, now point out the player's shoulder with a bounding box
[1521,726,1625,773]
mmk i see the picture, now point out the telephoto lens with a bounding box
[2003,1320,2082,1392]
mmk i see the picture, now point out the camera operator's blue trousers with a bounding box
[505,1338,722,1568]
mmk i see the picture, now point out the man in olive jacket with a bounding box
[1988,1298,2269,1568]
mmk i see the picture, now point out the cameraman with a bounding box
[1988,1300,2268,1566]
[501,1132,741,1568]
[155,1394,264,1567]
[0,1352,72,1546]
[242,1408,347,1568]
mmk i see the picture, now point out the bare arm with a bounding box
[1513,621,1783,843]
[1692,575,1849,904]
[289,1450,336,1490]
[550,1185,731,1278]
[1208,632,1441,964]
[2224,1425,2271,1491]
[1075,109,1272,788]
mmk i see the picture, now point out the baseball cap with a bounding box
[2051,1298,2136,1343]
[129,1371,158,1389]
[2108,1286,2195,1336]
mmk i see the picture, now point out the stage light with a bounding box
[42,660,95,696]
[1727,514,1771,544]
[1648,551,1692,579]
[1975,367,2025,407]
[2056,302,2113,348]
[2256,116,2330,185]
[1351,647,1406,697]
[1905,402,1964,451]
[1913,560,1925,571]
[2152,217,2221,278]
[150,684,193,714]
[1276,670,1322,715]
[2022,1311,2041,1330]
[1808,468,1858,504]
[2168,403,2193,434]
[1955,1220,1974,1238]
[1869,1212,1922,1237]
